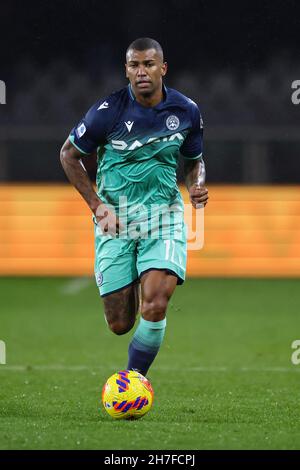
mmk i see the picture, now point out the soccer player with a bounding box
[60,38,208,376]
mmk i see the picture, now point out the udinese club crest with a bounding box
[166,115,180,130]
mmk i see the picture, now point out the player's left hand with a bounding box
[189,185,209,208]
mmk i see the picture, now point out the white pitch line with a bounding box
[0,365,300,373]
[0,365,94,371]
[60,277,93,295]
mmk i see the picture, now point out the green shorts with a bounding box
[94,223,187,297]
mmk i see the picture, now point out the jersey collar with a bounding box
[127,83,168,108]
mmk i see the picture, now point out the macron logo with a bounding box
[97,101,109,110]
[125,121,134,132]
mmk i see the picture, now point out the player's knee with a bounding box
[141,296,168,322]
[108,319,135,336]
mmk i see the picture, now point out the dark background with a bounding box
[0,0,299,183]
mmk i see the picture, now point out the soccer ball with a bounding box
[102,370,154,419]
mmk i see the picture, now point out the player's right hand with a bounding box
[95,203,123,236]
[189,184,209,209]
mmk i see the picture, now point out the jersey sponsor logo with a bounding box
[166,115,180,130]
[97,101,109,110]
[125,121,134,132]
[111,132,184,150]
[76,123,86,138]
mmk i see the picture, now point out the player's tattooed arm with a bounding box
[60,138,122,234]
[60,138,102,212]
[184,159,209,208]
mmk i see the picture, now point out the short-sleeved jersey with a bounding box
[69,84,203,219]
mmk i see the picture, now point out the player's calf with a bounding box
[103,282,140,335]
[106,317,135,336]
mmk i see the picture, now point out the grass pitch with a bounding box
[0,277,300,450]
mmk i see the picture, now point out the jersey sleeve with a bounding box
[180,102,203,160]
[69,99,112,154]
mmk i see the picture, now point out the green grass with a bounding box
[1,277,300,449]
